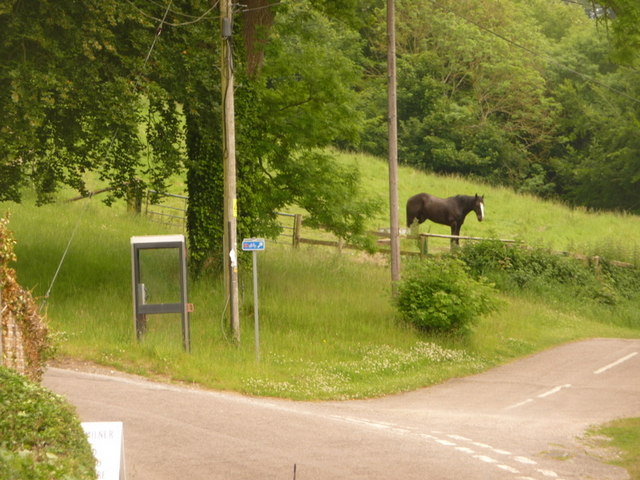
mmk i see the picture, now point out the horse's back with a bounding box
[406,192,457,226]
[407,192,431,205]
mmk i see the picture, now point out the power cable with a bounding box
[125,0,219,27]
[145,1,172,64]
[239,1,290,13]
[141,0,215,19]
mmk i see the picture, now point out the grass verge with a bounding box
[3,193,639,400]
[2,152,640,400]
[587,418,640,480]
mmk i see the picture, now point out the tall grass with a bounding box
[3,152,640,399]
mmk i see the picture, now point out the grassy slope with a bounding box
[2,152,639,401]
[344,151,640,262]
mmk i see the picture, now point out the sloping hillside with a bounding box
[339,151,640,264]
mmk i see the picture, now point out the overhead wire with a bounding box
[144,0,172,64]
[141,0,215,19]
[239,1,291,13]
[124,0,219,26]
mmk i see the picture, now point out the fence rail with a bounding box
[145,190,188,231]
[68,189,634,266]
[69,188,517,254]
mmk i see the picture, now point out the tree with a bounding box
[0,0,183,204]
[359,0,559,187]
[1,0,380,274]
[592,0,640,65]
[538,2,640,212]
[148,0,380,273]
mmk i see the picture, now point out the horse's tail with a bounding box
[406,193,427,227]
[406,204,414,228]
[406,194,421,227]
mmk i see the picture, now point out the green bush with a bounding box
[0,367,97,480]
[459,241,588,286]
[600,259,640,300]
[458,241,640,307]
[395,257,498,333]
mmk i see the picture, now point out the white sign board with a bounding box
[82,422,126,480]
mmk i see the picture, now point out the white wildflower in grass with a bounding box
[242,342,486,399]
[347,342,479,375]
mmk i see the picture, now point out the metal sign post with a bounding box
[241,238,265,362]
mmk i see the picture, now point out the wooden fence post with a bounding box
[420,235,427,257]
[293,214,302,248]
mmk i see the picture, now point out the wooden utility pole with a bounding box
[387,0,401,292]
[220,0,240,341]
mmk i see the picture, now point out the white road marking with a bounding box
[473,441,492,449]
[537,384,572,398]
[537,468,559,477]
[594,352,638,374]
[455,447,475,454]
[436,439,457,446]
[331,417,565,480]
[506,398,534,410]
[474,455,497,463]
[494,448,512,455]
[50,368,568,480]
[506,384,571,410]
[498,464,521,473]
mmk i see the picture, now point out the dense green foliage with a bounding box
[0,367,96,480]
[148,0,382,272]
[458,241,640,319]
[396,256,498,333]
[591,0,640,64]
[0,0,183,205]
[358,0,640,211]
[2,0,640,270]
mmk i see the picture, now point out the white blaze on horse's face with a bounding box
[478,201,485,221]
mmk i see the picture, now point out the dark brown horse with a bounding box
[406,193,485,246]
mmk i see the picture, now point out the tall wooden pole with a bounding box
[387,0,401,292]
[221,0,240,341]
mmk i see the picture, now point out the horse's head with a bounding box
[474,194,485,222]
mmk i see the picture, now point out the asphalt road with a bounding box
[43,338,640,480]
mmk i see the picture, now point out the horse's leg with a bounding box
[450,223,461,249]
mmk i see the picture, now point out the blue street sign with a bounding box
[241,238,266,251]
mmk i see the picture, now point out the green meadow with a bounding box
[3,152,640,401]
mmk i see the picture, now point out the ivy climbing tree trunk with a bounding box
[184,109,225,276]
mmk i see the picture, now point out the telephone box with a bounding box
[130,235,190,352]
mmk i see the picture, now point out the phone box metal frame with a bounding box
[130,234,190,352]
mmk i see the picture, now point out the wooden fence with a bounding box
[67,189,636,266]
[145,190,188,230]
[71,189,517,254]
